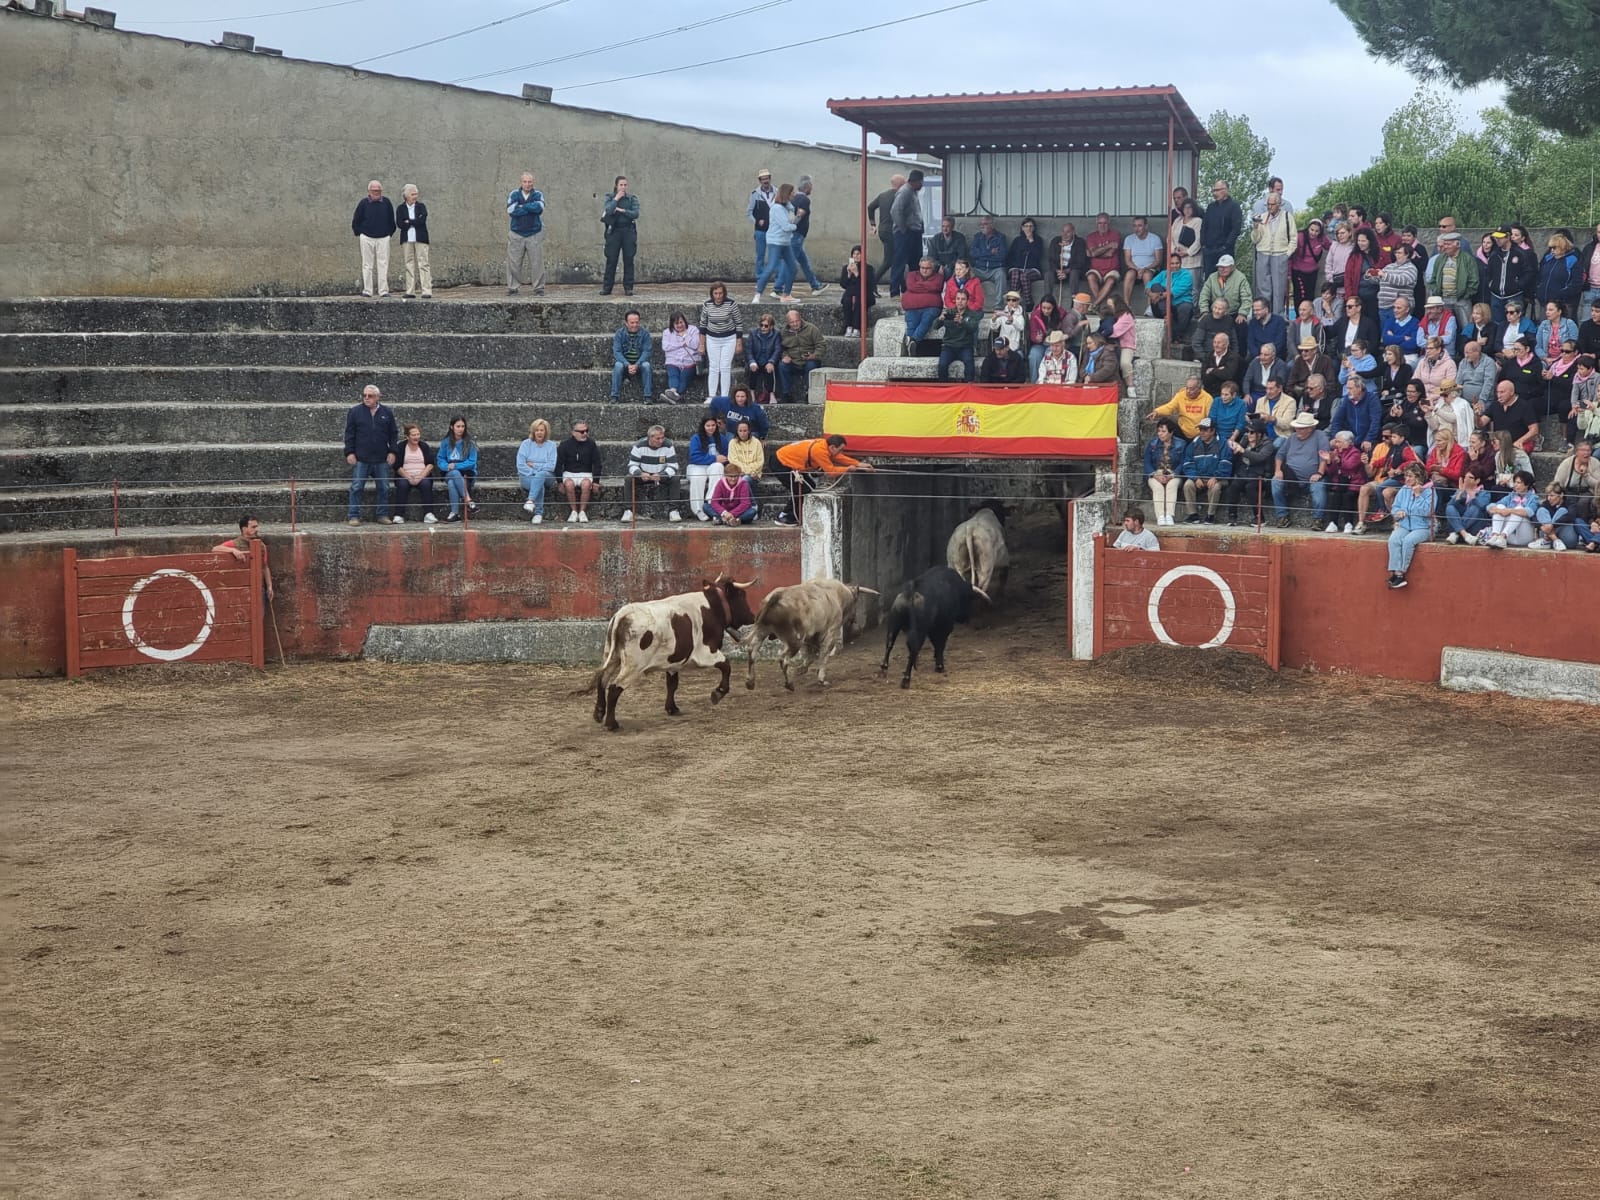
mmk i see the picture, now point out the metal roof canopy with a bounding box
[826,87,1213,156]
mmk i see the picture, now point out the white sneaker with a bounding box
[423,512,438,524]
[392,515,405,524]
[1446,531,1460,544]
[523,499,535,512]
[696,511,711,522]
[1351,523,1366,535]
[1325,521,1339,533]
[531,514,543,525]
[1532,537,1552,549]
[1488,533,1507,548]
[1551,539,1567,551]
[1126,388,1138,400]
[619,509,633,523]
[1344,523,1354,534]
[668,510,682,522]
[567,511,579,523]
[752,292,764,304]
[577,511,589,523]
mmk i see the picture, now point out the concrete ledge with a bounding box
[363,620,607,665]
[810,367,857,404]
[856,356,939,382]
[1440,647,1600,707]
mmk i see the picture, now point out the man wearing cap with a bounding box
[1271,412,1332,527]
[867,173,905,290]
[932,289,981,381]
[1147,252,1195,341]
[970,215,1008,311]
[1047,223,1090,306]
[1180,417,1231,523]
[1037,329,1078,385]
[1418,294,1458,352]
[748,169,776,278]
[1484,227,1538,324]
[993,289,1027,353]
[1146,374,1213,439]
[1061,292,1093,358]
[1426,230,1477,333]
[1288,337,1335,400]
[1198,256,1251,329]
[1200,180,1243,276]
[978,334,1027,384]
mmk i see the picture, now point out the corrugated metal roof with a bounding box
[827,87,1214,155]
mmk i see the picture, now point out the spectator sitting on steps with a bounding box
[611,310,653,402]
[393,422,439,525]
[556,419,603,523]
[437,416,479,523]
[901,258,945,355]
[517,418,557,524]
[778,309,824,403]
[1080,332,1121,390]
[622,424,681,524]
[933,290,982,381]
[979,335,1028,384]
[708,462,758,526]
[1147,374,1213,439]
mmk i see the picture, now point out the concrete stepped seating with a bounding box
[0,331,864,372]
[0,297,850,336]
[0,399,821,450]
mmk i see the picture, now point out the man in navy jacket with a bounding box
[352,180,396,298]
[507,171,546,295]
[344,385,398,524]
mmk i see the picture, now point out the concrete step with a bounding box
[0,477,791,534]
[0,399,824,450]
[0,296,855,336]
[3,429,832,487]
[0,331,866,371]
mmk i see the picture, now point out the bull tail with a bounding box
[578,613,628,697]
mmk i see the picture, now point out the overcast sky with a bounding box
[115,0,1499,202]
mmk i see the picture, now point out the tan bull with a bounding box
[742,578,878,691]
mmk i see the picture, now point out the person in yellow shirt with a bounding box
[1145,375,1214,438]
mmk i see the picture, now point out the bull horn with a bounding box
[855,587,880,596]
[731,578,757,589]
[710,572,726,585]
[972,585,992,603]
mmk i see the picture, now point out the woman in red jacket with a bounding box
[1289,218,1331,309]
[1424,422,1466,514]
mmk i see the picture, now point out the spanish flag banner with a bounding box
[822,382,1119,458]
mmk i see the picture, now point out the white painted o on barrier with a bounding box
[122,569,217,662]
[1147,565,1237,651]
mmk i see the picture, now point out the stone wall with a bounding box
[0,12,900,297]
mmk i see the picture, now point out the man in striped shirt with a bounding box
[623,425,682,523]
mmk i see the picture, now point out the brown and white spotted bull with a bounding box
[946,501,1009,601]
[742,578,878,691]
[589,576,757,731]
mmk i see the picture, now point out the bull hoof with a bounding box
[604,720,621,732]
[900,676,912,689]
[744,679,755,691]
[592,709,604,724]
[709,688,727,706]
[783,679,795,692]
[665,704,682,716]
[935,664,946,674]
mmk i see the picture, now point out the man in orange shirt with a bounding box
[772,435,875,526]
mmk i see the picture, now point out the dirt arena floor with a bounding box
[5,537,1598,1199]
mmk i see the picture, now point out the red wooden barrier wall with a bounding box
[1093,538,1282,668]
[64,545,264,677]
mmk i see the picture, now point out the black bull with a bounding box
[878,566,990,689]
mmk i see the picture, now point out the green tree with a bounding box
[1379,85,1463,161]
[1332,0,1600,137]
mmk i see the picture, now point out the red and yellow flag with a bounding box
[823,382,1118,458]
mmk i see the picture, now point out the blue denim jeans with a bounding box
[890,230,921,295]
[777,358,820,403]
[1387,526,1429,572]
[904,307,939,343]
[611,360,653,399]
[754,228,767,276]
[755,244,797,296]
[1446,490,1491,536]
[938,346,974,381]
[518,468,553,515]
[790,232,823,290]
[348,460,391,518]
[444,468,475,514]
[1271,470,1327,520]
[666,364,696,394]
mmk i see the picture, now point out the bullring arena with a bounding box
[7,523,1599,1198]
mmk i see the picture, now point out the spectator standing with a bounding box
[697,282,743,401]
[1324,224,1355,301]
[778,309,825,402]
[1122,216,1164,310]
[351,180,395,299]
[661,312,702,403]
[395,185,431,300]
[867,173,905,292]
[1581,223,1600,316]
[517,418,558,524]
[889,169,926,297]
[1007,218,1048,309]
[1581,297,1600,357]
[928,217,969,279]
[622,424,681,523]
[1377,245,1419,320]
[710,386,770,441]
[969,215,1008,311]
[771,435,873,526]
[556,420,603,523]
[900,258,945,354]
[343,384,396,524]
[1143,418,1187,526]
[1170,198,1204,295]
[1483,228,1537,323]
[1200,180,1243,276]
[506,172,546,296]
[745,312,782,403]
[686,414,731,521]
[437,416,479,522]
[213,516,275,607]
[1272,413,1331,527]
[1386,464,1435,588]
[747,169,775,278]
[1249,192,1296,315]
[1537,232,1583,313]
[391,423,437,525]
[1400,225,1431,314]
[789,176,829,296]
[753,183,799,303]
[839,245,877,337]
[1084,214,1123,307]
[610,310,654,402]
[1289,218,1330,310]
[709,462,758,526]
[600,175,639,297]
[1105,295,1138,398]
[1113,508,1160,550]
[933,290,981,381]
[1426,231,1477,332]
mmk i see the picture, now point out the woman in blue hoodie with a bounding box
[686,413,730,521]
[439,415,479,521]
[1386,462,1434,589]
[753,184,799,302]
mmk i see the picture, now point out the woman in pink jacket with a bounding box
[708,462,757,525]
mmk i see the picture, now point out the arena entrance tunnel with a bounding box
[801,458,1107,629]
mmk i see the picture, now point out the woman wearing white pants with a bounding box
[1482,470,1538,547]
[697,282,743,400]
[1142,419,1187,525]
[686,415,730,520]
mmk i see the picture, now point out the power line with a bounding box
[134,0,376,23]
[350,0,574,68]
[558,0,993,92]
[451,0,795,87]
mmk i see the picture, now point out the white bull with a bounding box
[742,578,878,690]
[589,577,757,731]
[946,503,1009,600]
